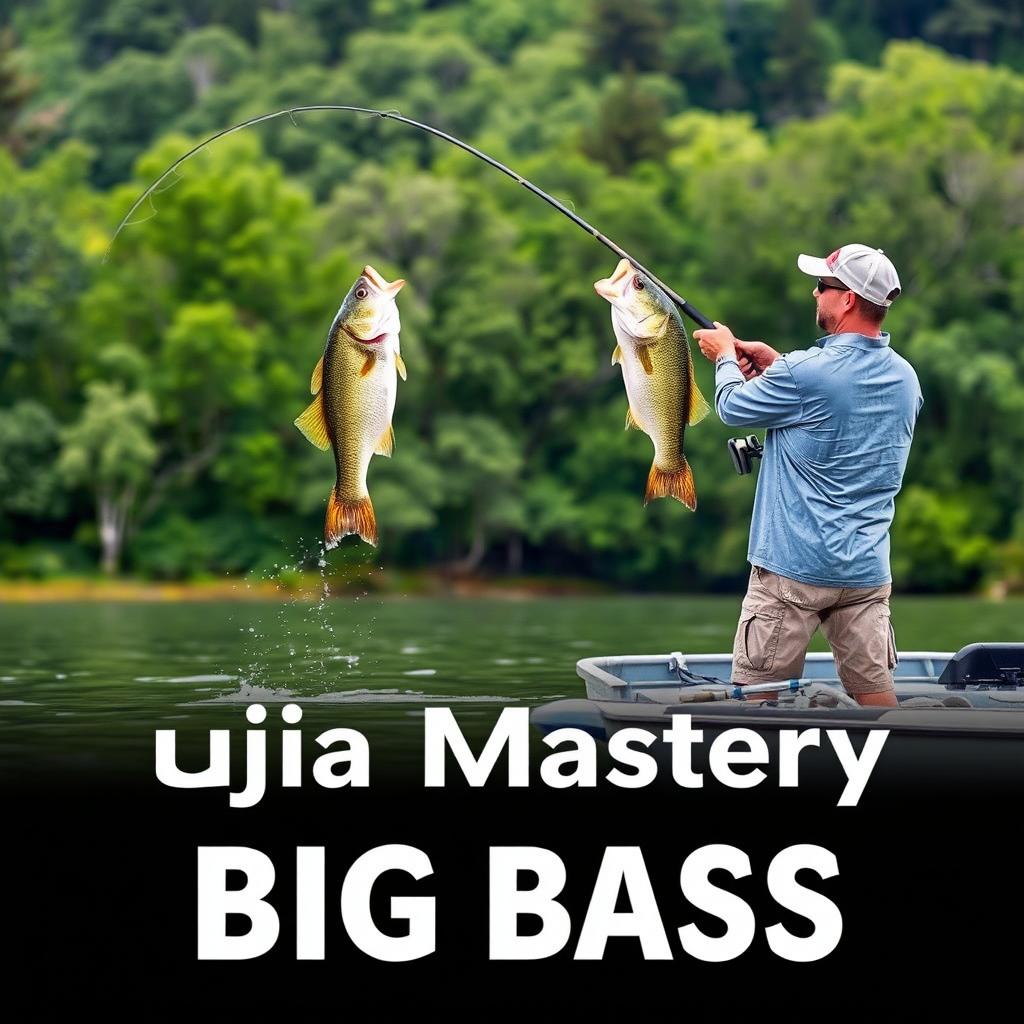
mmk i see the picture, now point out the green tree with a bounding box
[0,401,63,520]
[172,26,252,101]
[76,0,186,64]
[585,0,666,74]
[891,486,996,591]
[255,9,326,76]
[481,31,598,153]
[0,143,91,411]
[321,164,462,300]
[94,133,342,561]
[0,26,36,156]
[926,0,1017,62]
[68,49,191,185]
[58,382,158,573]
[453,0,578,62]
[435,414,524,572]
[661,0,741,110]
[763,0,842,121]
[292,0,373,61]
[581,68,670,175]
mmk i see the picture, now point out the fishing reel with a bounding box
[728,435,763,475]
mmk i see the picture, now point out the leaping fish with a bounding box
[295,265,407,548]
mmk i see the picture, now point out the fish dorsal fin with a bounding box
[311,355,324,395]
[611,344,623,366]
[375,423,395,457]
[395,352,407,381]
[294,393,330,450]
[686,343,711,424]
[625,406,642,431]
[360,353,375,377]
[637,346,654,375]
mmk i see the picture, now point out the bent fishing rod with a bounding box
[110,105,716,331]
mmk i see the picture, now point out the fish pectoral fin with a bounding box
[310,355,324,395]
[688,382,711,425]
[360,353,376,377]
[395,352,407,381]
[625,407,642,431]
[375,423,395,458]
[637,346,654,375]
[611,344,623,366]
[294,394,331,451]
[686,343,711,424]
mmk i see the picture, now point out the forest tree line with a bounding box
[1,0,1023,592]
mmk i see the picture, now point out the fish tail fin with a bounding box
[644,458,697,511]
[325,488,378,548]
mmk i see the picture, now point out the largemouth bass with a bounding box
[295,265,407,548]
[594,258,710,510]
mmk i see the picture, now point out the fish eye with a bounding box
[355,286,369,299]
[633,276,644,290]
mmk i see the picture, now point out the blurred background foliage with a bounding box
[1,0,1023,591]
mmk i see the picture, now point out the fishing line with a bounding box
[108,104,714,328]
[118,168,185,229]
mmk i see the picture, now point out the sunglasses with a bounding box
[816,278,849,293]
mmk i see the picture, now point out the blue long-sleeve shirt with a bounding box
[715,331,923,587]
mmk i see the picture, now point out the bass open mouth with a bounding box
[343,326,388,345]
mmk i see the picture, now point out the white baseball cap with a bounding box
[797,244,902,306]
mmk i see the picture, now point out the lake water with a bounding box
[2,595,1022,779]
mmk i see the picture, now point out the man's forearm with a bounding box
[714,355,748,425]
[713,354,804,428]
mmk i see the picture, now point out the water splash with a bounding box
[223,536,375,695]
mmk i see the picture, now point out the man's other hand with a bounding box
[694,321,738,363]
[735,340,781,380]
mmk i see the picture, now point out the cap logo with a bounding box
[826,249,841,268]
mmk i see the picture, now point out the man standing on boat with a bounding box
[693,245,921,707]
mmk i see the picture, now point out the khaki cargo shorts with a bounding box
[731,565,897,697]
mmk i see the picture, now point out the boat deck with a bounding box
[525,649,1024,739]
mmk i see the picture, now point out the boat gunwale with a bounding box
[577,651,955,690]
[591,700,1024,737]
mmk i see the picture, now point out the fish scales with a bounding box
[323,320,396,503]
[619,318,689,466]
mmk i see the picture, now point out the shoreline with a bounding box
[0,572,616,603]
[0,575,1015,603]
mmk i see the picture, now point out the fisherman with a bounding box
[693,245,921,707]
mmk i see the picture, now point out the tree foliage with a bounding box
[1,1,1023,592]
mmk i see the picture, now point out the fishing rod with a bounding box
[109,105,716,331]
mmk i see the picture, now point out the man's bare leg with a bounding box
[856,689,899,707]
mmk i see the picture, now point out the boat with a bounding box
[531,643,1024,744]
